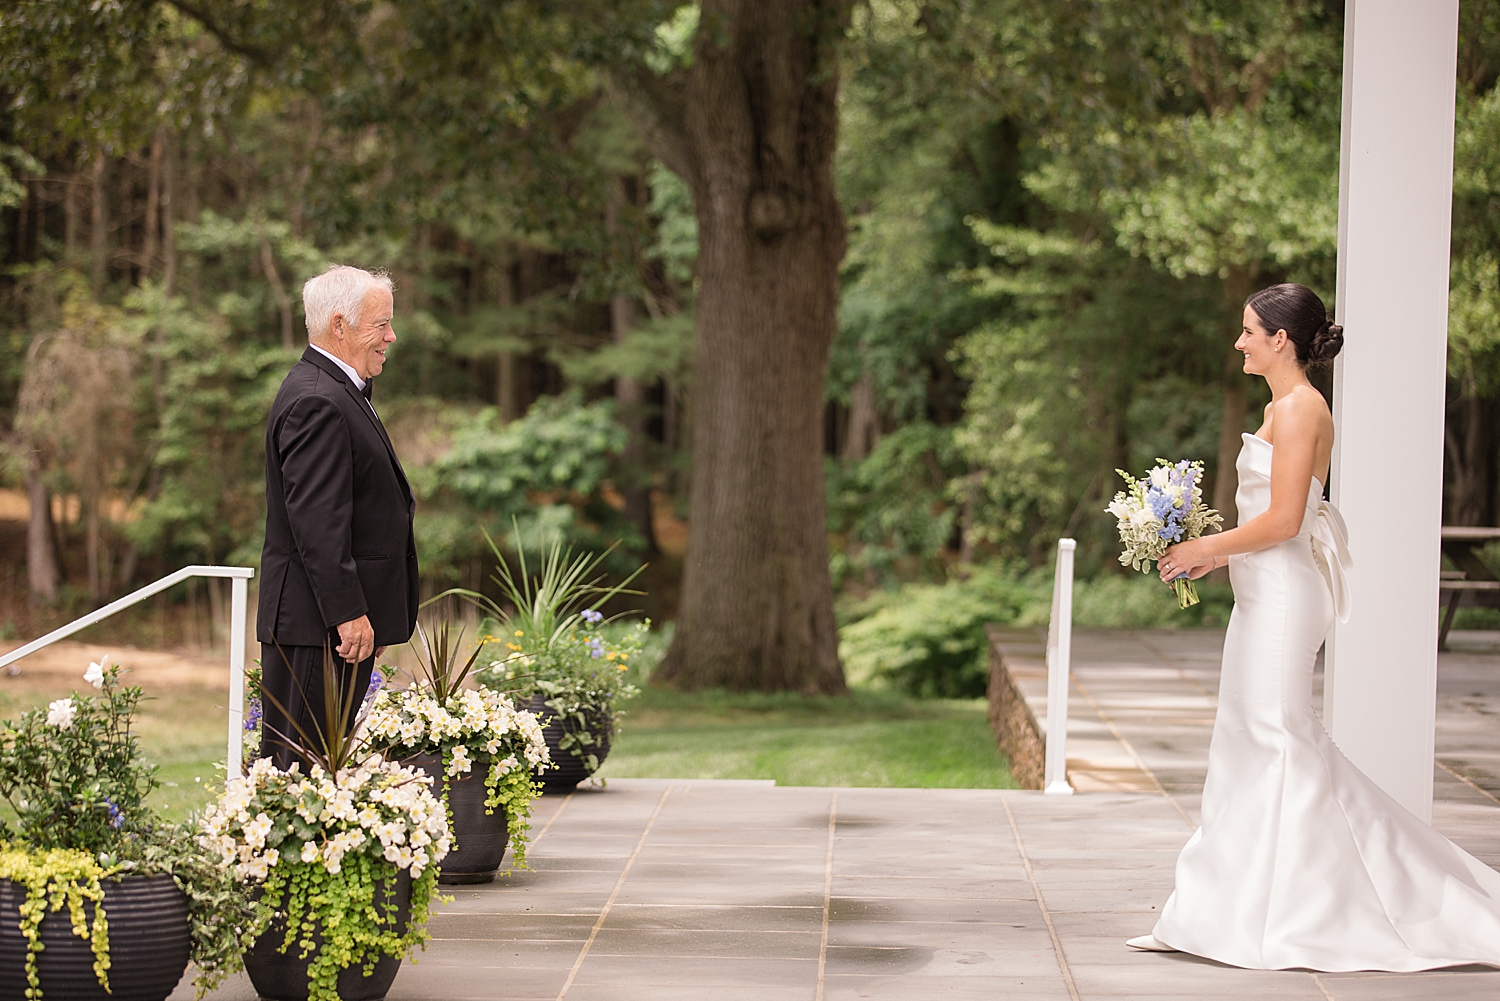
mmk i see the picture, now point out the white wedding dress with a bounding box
[1146,432,1500,971]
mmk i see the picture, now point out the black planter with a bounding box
[243,870,411,1001]
[404,751,509,884]
[523,696,613,792]
[0,872,191,1001]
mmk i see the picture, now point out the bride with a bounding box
[1126,283,1500,971]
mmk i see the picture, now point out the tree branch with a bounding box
[163,0,276,67]
[605,64,695,189]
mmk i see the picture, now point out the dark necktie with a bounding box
[361,380,373,402]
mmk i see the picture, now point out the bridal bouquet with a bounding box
[1107,459,1222,609]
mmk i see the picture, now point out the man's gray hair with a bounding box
[302,265,394,341]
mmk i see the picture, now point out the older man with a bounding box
[257,265,418,767]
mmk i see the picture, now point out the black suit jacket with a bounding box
[257,347,419,647]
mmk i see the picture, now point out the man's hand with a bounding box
[335,615,376,664]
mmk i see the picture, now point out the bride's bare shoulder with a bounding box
[1273,386,1333,439]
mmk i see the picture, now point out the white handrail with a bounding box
[0,565,255,775]
[1043,539,1075,795]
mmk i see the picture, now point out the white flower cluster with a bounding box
[1106,459,1222,573]
[363,686,549,776]
[199,754,451,883]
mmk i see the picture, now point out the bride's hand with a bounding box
[1159,540,1213,583]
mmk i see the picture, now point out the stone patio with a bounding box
[186,630,1500,1001]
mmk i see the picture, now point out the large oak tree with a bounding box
[615,1,850,692]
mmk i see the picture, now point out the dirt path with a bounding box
[0,640,230,691]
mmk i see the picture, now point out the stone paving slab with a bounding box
[183,632,1500,1001]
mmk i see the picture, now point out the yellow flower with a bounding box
[514,630,524,637]
[605,652,617,661]
[617,664,628,671]
[619,654,628,661]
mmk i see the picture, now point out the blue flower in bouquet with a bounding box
[580,608,604,625]
[1106,458,1223,610]
[244,695,263,732]
[367,668,385,699]
[105,798,124,829]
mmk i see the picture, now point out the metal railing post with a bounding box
[0,565,255,775]
[1044,538,1076,795]
[228,575,249,776]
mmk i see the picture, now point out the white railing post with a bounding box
[228,575,249,777]
[0,565,255,775]
[1044,538,1076,795]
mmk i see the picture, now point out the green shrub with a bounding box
[838,564,1235,698]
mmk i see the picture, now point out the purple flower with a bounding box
[586,637,606,659]
[105,798,124,829]
[366,669,385,699]
[581,609,604,625]
[244,696,263,732]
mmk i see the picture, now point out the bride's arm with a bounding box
[1158,393,1322,580]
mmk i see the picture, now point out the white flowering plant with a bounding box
[199,753,450,1001]
[1106,459,1223,608]
[0,661,249,998]
[362,684,548,869]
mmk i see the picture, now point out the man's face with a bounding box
[335,287,396,380]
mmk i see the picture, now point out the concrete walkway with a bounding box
[186,631,1500,1001]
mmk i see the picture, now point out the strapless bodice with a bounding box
[1234,432,1352,622]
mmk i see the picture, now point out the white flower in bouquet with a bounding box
[1106,458,1223,609]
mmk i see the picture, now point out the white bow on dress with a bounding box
[1308,501,1353,623]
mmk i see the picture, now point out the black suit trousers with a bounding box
[259,640,374,771]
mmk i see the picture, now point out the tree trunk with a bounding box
[90,149,108,293]
[63,173,79,259]
[1212,343,1249,527]
[24,450,59,603]
[608,180,659,554]
[1445,373,1496,527]
[613,290,659,553]
[258,220,295,348]
[841,370,880,462]
[644,0,850,693]
[144,128,163,273]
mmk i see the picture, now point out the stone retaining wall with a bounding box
[985,625,1047,790]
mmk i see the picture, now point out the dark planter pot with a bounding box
[523,695,613,792]
[404,751,509,885]
[0,872,191,1001]
[243,870,411,1001]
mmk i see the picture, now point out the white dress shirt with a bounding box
[310,342,366,391]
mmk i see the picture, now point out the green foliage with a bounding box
[838,564,1235,698]
[827,423,966,587]
[426,394,640,555]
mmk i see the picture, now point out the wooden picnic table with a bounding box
[1439,526,1500,650]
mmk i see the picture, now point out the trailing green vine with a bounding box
[483,762,543,871]
[0,845,112,999]
[251,851,439,999]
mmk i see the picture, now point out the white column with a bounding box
[1327,0,1458,824]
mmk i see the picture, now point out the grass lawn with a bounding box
[0,677,1015,829]
[595,687,1015,789]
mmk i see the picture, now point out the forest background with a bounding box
[2,0,1499,699]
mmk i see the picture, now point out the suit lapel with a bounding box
[300,348,415,507]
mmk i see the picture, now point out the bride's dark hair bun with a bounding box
[1311,319,1344,365]
[1244,283,1343,368]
